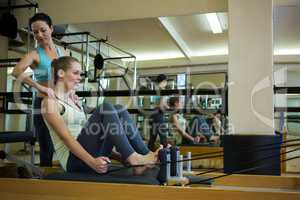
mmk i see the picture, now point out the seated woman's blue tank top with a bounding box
[33,46,63,82]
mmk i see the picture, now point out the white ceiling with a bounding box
[12,0,300,68]
[70,12,229,66]
[67,4,300,68]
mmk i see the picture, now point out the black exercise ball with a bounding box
[94,53,104,70]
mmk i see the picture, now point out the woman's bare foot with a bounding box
[126,152,156,166]
[126,145,163,166]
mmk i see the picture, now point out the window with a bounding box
[177,73,186,89]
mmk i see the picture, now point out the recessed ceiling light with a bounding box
[205,13,223,34]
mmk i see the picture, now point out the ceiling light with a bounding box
[205,13,223,34]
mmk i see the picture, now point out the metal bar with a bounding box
[65,39,106,45]
[0,58,21,63]
[0,64,16,68]
[52,32,90,37]
[76,88,224,97]
[274,116,300,120]
[274,86,300,94]
[103,41,136,58]
[133,60,137,90]
[274,107,300,112]
[0,107,215,115]
[91,39,107,43]
[64,39,136,57]
[126,108,213,115]
[84,34,89,91]
[0,88,225,98]
[0,109,31,114]
[104,56,134,60]
[85,34,89,72]
[0,92,32,98]
[0,4,38,10]
[62,41,86,45]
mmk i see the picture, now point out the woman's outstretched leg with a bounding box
[82,101,135,160]
[70,101,158,169]
[113,104,150,155]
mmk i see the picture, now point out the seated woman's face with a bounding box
[62,62,82,91]
[175,101,183,109]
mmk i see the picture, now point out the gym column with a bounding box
[228,0,274,135]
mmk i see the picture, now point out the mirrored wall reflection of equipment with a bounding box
[137,74,177,109]
[136,72,227,148]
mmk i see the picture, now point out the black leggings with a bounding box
[148,110,168,151]
[33,97,54,166]
[67,101,150,172]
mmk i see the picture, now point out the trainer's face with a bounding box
[31,20,53,46]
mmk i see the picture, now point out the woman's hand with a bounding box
[69,90,79,104]
[194,135,207,143]
[39,86,56,98]
[92,156,111,174]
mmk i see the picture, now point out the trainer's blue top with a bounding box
[33,46,63,82]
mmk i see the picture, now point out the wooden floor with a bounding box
[0,145,299,199]
[1,172,300,200]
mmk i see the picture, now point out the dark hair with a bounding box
[29,13,52,29]
[215,109,222,115]
[156,74,167,83]
[168,96,180,108]
[51,56,80,84]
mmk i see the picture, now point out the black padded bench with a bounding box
[44,165,161,185]
[44,165,213,186]
[0,131,34,144]
[0,131,35,165]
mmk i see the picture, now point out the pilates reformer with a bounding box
[1,137,299,184]
[1,135,300,200]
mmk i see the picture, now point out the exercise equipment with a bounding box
[1,176,299,200]
[94,53,104,70]
[156,147,212,186]
[0,1,38,175]
[0,1,38,39]
[0,150,42,178]
[0,109,35,164]
[43,146,212,186]
[0,12,17,39]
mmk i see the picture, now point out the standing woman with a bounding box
[148,74,169,151]
[12,13,65,166]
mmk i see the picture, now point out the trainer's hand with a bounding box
[70,90,79,104]
[39,86,55,98]
[93,156,110,173]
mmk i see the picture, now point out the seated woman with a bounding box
[187,110,222,144]
[212,109,223,135]
[168,96,206,145]
[42,56,159,174]
[209,110,223,143]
